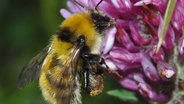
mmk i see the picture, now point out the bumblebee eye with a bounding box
[77,35,85,46]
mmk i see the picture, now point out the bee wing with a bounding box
[17,45,50,88]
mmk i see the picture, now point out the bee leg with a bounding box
[99,58,122,78]
[82,53,122,78]
[81,53,101,94]
[81,53,101,64]
[83,68,89,93]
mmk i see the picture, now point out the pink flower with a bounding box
[61,0,184,102]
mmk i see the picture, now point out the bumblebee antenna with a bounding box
[95,0,104,10]
[72,0,85,9]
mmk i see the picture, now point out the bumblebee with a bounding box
[18,1,115,104]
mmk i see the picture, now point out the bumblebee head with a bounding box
[90,10,115,33]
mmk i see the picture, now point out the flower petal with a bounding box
[60,9,72,18]
[141,55,160,82]
[129,22,151,46]
[178,31,184,56]
[101,27,117,54]
[116,27,139,52]
[138,83,171,102]
[67,1,84,13]
[119,77,138,90]
[109,47,142,63]
[134,0,151,6]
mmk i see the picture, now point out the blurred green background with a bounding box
[0,0,123,104]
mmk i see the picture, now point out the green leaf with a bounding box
[107,89,138,102]
[156,0,177,53]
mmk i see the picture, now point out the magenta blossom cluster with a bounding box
[60,0,184,102]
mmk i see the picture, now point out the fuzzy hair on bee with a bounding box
[17,0,115,104]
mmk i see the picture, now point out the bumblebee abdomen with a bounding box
[39,54,81,104]
[40,73,80,104]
